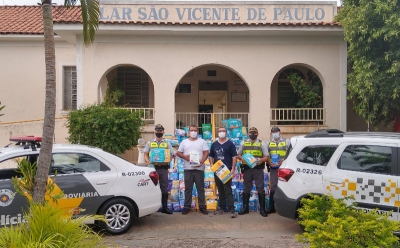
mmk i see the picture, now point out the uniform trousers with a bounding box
[155,166,169,194]
[243,168,265,195]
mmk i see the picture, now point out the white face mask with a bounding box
[190,131,198,138]
[218,132,226,139]
[272,132,280,139]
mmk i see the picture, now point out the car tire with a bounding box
[96,198,136,235]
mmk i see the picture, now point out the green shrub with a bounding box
[0,201,106,248]
[66,103,144,155]
[296,194,399,247]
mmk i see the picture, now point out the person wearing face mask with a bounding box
[267,126,290,214]
[144,124,175,215]
[176,124,210,215]
[237,127,270,217]
[208,127,238,218]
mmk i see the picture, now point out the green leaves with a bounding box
[335,0,400,127]
[287,72,323,108]
[66,103,144,155]
[296,194,399,247]
[0,101,5,119]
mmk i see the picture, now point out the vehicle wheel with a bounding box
[96,198,135,235]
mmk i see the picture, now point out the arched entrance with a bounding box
[174,64,249,139]
[270,65,325,126]
[98,65,155,123]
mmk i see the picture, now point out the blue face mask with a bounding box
[272,132,280,139]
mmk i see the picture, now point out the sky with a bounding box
[2,0,342,6]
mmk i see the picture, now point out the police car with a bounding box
[275,130,400,224]
[0,136,161,235]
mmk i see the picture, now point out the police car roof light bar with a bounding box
[9,136,42,151]
[305,129,344,138]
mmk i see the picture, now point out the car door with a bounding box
[0,152,39,226]
[323,142,399,221]
[49,151,117,217]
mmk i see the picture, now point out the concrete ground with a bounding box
[103,211,307,248]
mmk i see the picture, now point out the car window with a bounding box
[337,145,393,175]
[0,155,38,180]
[296,146,338,166]
[50,153,110,175]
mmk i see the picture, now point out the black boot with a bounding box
[267,191,276,214]
[161,193,173,215]
[238,193,250,215]
[259,193,268,217]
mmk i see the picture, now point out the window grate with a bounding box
[63,66,77,110]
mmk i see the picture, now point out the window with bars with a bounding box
[63,66,77,110]
[117,67,149,107]
[277,68,304,108]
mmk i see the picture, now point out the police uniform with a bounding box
[143,124,175,214]
[237,127,269,217]
[267,129,290,213]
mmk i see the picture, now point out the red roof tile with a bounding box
[0,5,341,35]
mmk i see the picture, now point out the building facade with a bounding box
[0,1,370,146]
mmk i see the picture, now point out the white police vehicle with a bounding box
[0,136,161,235]
[275,130,400,223]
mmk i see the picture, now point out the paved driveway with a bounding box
[103,211,307,248]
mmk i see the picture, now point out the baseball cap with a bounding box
[271,126,280,132]
[155,124,164,130]
[248,127,258,133]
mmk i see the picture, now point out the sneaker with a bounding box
[199,207,208,215]
[230,210,237,218]
[182,208,190,215]
[214,209,225,215]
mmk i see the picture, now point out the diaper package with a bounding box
[189,151,201,166]
[211,160,233,184]
[271,154,281,168]
[202,124,212,139]
[149,148,171,163]
[242,153,258,168]
[206,197,218,211]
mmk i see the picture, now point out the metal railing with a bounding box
[124,108,155,123]
[270,108,325,124]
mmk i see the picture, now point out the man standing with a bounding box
[209,127,238,218]
[267,126,290,214]
[237,127,269,217]
[176,125,209,215]
[144,124,175,215]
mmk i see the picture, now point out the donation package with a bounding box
[242,153,258,168]
[211,160,233,184]
[149,148,171,163]
[270,154,280,168]
[189,151,201,166]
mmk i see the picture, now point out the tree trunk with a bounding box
[32,2,56,203]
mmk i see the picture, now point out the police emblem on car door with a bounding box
[49,152,116,216]
[323,143,399,221]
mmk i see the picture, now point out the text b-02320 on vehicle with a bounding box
[274,130,400,223]
[0,136,161,235]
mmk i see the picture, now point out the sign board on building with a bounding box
[100,2,336,23]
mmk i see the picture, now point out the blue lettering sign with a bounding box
[122,8,132,20]
[306,8,314,20]
[203,8,211,20]
[232,8,240,20]
[100,7,109,20]
[149,7,159,20]
[247,8,257,20]
[212,8,221,20]
[159,7,169,20]
[110,7,121,20]
[176,8,186,20]
[315,8,325,20]
[138,7,147,20]
[273,8,283,20]
[258,8,267,20]
[283,9,293,20]
[193,8,201,20]
[294,8,304,20]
